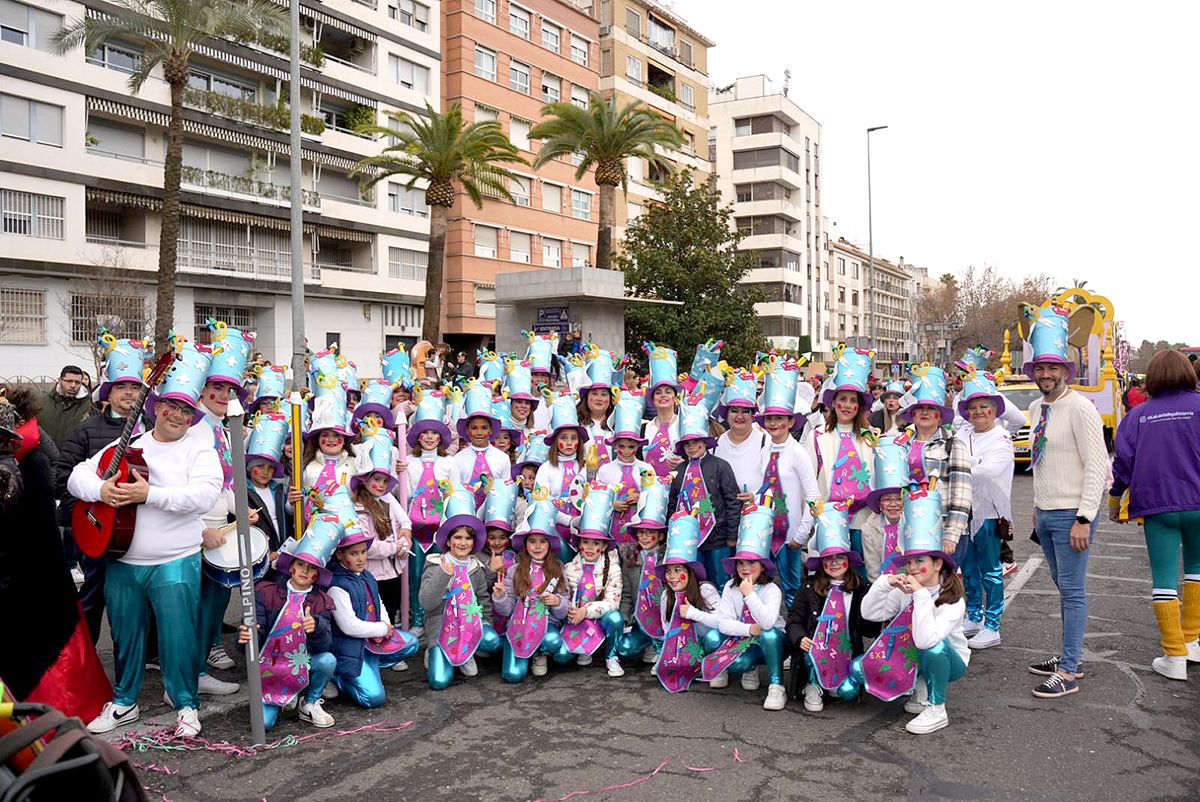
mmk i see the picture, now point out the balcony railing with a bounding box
[85,235,149,248]
[323,53,375,75]
[178,241,320,281]
[180,165,321,207]
[183,89,326,136]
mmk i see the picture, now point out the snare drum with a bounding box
[202,526,270,587]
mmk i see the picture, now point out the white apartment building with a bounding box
[0,0,439,379]
[826,229,917,366]
[709,74,825,355]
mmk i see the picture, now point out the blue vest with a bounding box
[329,564,383,678]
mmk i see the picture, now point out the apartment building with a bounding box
[441,0,600,349]
[827,230,917,366]
[709,75,825,355]
[0,0,439,378]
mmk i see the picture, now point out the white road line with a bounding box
[1100,543,1147,549]
[1004,556,1042,605]
[1089,554,1132,560]
[1085,573,1151,583]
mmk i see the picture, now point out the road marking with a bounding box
[1083,631,1123,639]
[1089,554,1132,560]
[1100,543,1147,549]
[1004,556,1041,605]
[1086,573,1150,583]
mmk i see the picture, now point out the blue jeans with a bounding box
[1036,508,1098,674]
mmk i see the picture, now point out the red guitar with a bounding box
[73,351,175,558]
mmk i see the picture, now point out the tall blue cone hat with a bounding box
[456,381,501,441]
[246,411,289,478]
[722,502,777,575]
[718,368,758,420]
[276,512,343,587]
[956,368,1006,418]
[754,353,801,426]
[577,482,618,545]
[899,364,954,424]
[901,479,954,569]
[689,339,724,382]
[355,378,396,430]
[524,331,558,375]
[512,485,562,553]
[542,391,590,447]
[381,345,413,389]
[867,434,911,513]
[607,389,647,445]
[407,385,452,449]
[307,392,356,439]
[435,483,487,552]
[821,345,875,411]
[336,356,360,398]
[478,348,506,385]
[97,332,149,402]
[881,379,907,399]
[643,341,681,394]
[204,319,255,402]
[1021,304,1076,380]
[674,383,717,455]
[444,384,466,440]
[491,396,524,447]
[284,395,310,436]
[579,344,623,394]
[350,424,398,494]
[503,358,541,407]
[314,483,358,529]
[311,368,348,413]
[654,510,706,582]
[155,333,213,420]
[249,363,289,413]
[693,363,729,420]
[511,429,551,478]
[557,352,587,394]
[309,346,338,384]
[481,475,521,532]
[805,498,862,572]
[954,345,993,374]
[627,471,670,531]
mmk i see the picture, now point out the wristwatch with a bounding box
[1075,515,1090,525]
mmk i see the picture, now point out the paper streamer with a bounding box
[533,750,750,802]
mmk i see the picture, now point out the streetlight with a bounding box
[866,125,887,358]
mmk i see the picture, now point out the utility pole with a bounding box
[866,125,888,355]
[289,0,306,393]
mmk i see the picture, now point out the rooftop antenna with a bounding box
[782,69,791,97]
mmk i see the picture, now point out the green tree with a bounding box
[55,0,287,354]
[354,103,525,343]
[619,171,767,366]
[529,94,683,271]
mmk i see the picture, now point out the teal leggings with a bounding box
[1143,510,1200,593]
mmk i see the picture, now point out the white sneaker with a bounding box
[709,672,729,689]
[299,699,335,728]
[968,629,1001,650]
[390,660,410,672]
[531,654,549,677]
[86,702,139,734]
[1186,639,1200,664]
[1152,655,1187,681]
[71,566,85,586]
[198,673,239,695]
[802,683,824,713]
[906,703,949,735]
[740,671,760,691]
[576,654,593,667]
[641,646,659,665]
[962,619,983,638]
[322,683,339,700]
[763,683,787,711]
[460,657,479,677]
[904,677,929,715]
[606,657,625,678]
[174,707,201,738]
[207,645,235,670]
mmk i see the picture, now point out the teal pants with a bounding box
[198,574,230,673]
[263,651,336,729]
[616,625,661,660]
[500,625,568,683]
[427,625,502,690]
[921,639,967,705]
[956,519,1005,631]
[1143,510,1200,593]
[701,627,786,686]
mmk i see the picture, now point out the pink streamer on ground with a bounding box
[114,720,414,759]
[534,750,751,802]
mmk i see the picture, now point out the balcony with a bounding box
[178,240,320,282]
[183,89,326,136]
[181,166,320,208]
[319,27,376,75]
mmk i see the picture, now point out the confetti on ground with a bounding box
[115,720,414,759]
[533,750,750,802]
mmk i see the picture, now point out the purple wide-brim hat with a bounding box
[456,412,501,442]
[654,556,706,583]
[821,386,873,415]
[484,517,516,534]
[407,418,452,449]
[805,546,865,573]
[206,375,250,404]
[152,392,204,425]
[543,423,590,448]
[349,470,398,495]
[354,402,396,431]
[607,430,647,446]
[673,433,716,456]
[866,486,904,514]
[511,460,541,480]
[434,514,487,553]
[897,400,955,426]
[247,454,286,480]
[753,407,804,432]
[1022,355,1077,382]
[495,427,525,448]
[304,422,355,440]
[508,391,541,409]
[575,528,617,550]
[248,395,282,414]
[275,551,333,588]
[721,551,777,577]
[899,547,956,572]
[512,527,563,554]
[956,392,1006,420]
[719,399,757,422]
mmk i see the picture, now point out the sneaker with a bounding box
[709,672,729,689]
[144,659,160,672]
[460,657,479,677]
[1002,562,1020,578]
[531,654,549,677]
[905,703,949,735]
[968,629,1001,650]
[207,645,235,670]
[71,566,85,586]
[740,671,761,691]
[576,654,593,667]
[86,702,139,734]
[322,683,340,700]
[606,657,625,678]
[198,673,239,695]
[174,707,201,738]
[962,618,983,638]
[410,625,424,639]
[904,678,929,714]
[1186,639,1200,664]
[1152,655,1187,681]
[1032,673,1079,699]
[299,699,335,728]
[763,683,787,711]
[1029,655,1087,678]
[802,683,824,713]
[641,646,659,665]
[390,660,410,672]
[782,656,792,671]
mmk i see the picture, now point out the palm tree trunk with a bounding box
[596,184,615,270]
[422,203,448,343]
[155,73,186,355]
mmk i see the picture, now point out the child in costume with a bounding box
[535,393,589,563]
[696,504,789,711]
[493,491,572,681]
[418,488,502,689]
[595,391,654,544]
[301,392,357,490]
[838,482,969,735]
[511,431,551,523]
[355,378,398,433]
[245,411,293,557]
[576,346,621,475]
[524,333,558,430]
[615,477,670,669]
[869,380,907,436]
[504,358,543,438]
[562,483,625,677]
[641,342,682,478]
[481,477,521,636]
[451,383,512,508]
[490,397,523,464]
[861,436,910,581]
[652,511,722,693]
[787,500,872,714]
[239,514,340,729]
[402,387,454,636]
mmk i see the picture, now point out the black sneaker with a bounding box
[1032,673,1079,699]
[1028,656,1085,678]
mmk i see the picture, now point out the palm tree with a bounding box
[55,0,287,354]
[354,103,525,343]
[529,94,684,271]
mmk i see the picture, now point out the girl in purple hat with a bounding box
[535,419,588,564]
[616,503,669,668]
[577,389,615,475]
[352,455,414,667]
[401,404,455,637]
[643,389,682,478]
[755,410,820,610]
[301,397,358,492]
[563,523,625,678]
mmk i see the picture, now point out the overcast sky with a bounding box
[675,0,1198,345]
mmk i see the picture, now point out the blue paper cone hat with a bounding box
[407,385,452,449]
[805,498,862,572]
[311,369,348,413]
[881,379,907,398]
[204,319,254,401]
[577,482,618,544]
[867,435,911,512]
[524,332,557,374]
[1022,304,1076,380]
[511,430,551,477]
[307,392,355,439]
[674,387,717,455]
[156,334,213,413]
[249,363,289,413]
[481,476,521,532]
[556,353,587,395]
[901,482,953,568]
[503,358,540,406]
[97,333,148,402]
[276,513,343,587]
[285,396,310,436]
[956,369,1006,419]
[355,378,396,430]
[336,357,360,397]
[643,341,680,394]
[456,381,501,441]
[821,345,875,410]
[899,364,954,424]
[477,349,506,384]
[694,366,729,419]
[381,345,412,389]
[689,339,724,381]
[719,368,757,419]
[246,411,289,478]
[315,483,358,529]
[755,354,801,425]
[350,425,397,494]
[490,397,524,447]
[954,345,993,374]
[655,510,706,582]
[309,347,338,382]
[435,485,487,552]
[722,502,776,576]
[628,472,670,531]
[543,392,590,447]
[512,486,562,553]
[607,390,647,445]
[580,345,620,393]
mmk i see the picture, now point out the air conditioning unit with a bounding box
[349,37,367,55]
[599,25,611,35]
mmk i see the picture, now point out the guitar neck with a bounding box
[100,380,154,481]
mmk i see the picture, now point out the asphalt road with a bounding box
[100,474,1200,802]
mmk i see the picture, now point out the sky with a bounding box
[672,0,1199,345]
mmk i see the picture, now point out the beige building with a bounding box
[826,232,917,366]
[0,0,439,377]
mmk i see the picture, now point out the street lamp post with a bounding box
[866,125,887,358]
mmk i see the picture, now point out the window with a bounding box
[317,170,363,203]
[851,262,860,279]
[680,39,693,66]
[732,147,800,172]
[570,35,588,66]
[475,0,495,24]
[88,40,141,74]
[625,55,641,83]
[625,8,640,36]
[188,68,256,102]
[1,0,59,50]
[541,20,560,51]
[679,82,694,110]
[600,49,612,75]
[509,118,530,150]
[390,56,430,93]
[389,0,429,31]
[388,183,428,217]
[837,256,846,275]
[852,290,859,307]
[194,305,254,343]
[70,294,146,343]
[571,242,589,268]
[1,189,63,238]
[0,94,62,146]
[474,46,497,81]
[388,247,428,281]
[541,73,560,102]
[509,231,531,263]
[474,105,498,123]
[0,288,44,343]
[509,5,530,38]
[627,156,643,182]
[571,189,591,220]
[474,285,496,317]
[570,85,588,109]
[627,202,640,222]
[838,287,845,303]
[510,176,530,206]
[474,225,497,257]
[509,60,530,93]
[541,182,561,212]
[542,237,561,267]
[648,17,675,53]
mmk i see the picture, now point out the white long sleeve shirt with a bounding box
[695,582,785,636]
[756,436,819,545]
[328,584,390,639]
[68,430,223,565]
[452,445,512,490]
[536,458,586,526]
[715,427,768,493]
[861,575,970,665]
[669,581,723,632]
[956,424,1014,528]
